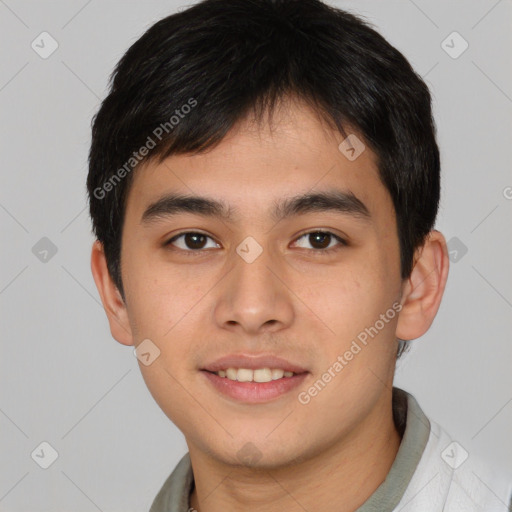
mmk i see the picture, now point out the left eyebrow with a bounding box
[271,190,371,223]
[140,189,371,226]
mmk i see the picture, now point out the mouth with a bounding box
[206,367,298,382]
[201,367,309,404]
[200,355,309,403]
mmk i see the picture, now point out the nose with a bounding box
[213,242,295,335]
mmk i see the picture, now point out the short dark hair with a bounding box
[87,0,440,360]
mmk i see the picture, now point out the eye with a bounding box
[165,232,220,251]
[292,231,346,252]
[164,230,346,254]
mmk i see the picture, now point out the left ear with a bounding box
[396,230,450,341]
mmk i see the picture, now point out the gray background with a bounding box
[1,0,511,510]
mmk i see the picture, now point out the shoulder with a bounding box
[394,416,512,511]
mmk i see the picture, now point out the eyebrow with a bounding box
[140,189,371,226]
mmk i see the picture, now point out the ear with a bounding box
[396,230,450,341]
[90,240,134,346]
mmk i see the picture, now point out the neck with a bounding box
[188,388,401,512]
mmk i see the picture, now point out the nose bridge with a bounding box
[214,237,294,332]
[234,239,275,296]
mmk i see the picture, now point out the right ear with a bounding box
[90,240,134,346]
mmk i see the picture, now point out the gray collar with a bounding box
[355,387,431,511]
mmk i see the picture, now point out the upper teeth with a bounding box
[216,368,295,382]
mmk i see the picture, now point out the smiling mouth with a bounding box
[201,368,309,403]
[205,367,300,382]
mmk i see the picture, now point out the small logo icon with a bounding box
[447,236,468,263]
[31,32,59,59]
[236,442,263,465]
[32,237,58,263]
[441,32,468,59]
[236,236,263,263]
[133,338,161,366]
[441,441,468,469]
[338,134,365,161]
[31,441,59,469]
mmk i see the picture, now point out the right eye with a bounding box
[164,232,220,252]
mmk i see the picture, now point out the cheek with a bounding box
[124,260,212,383]
[130,276,204,420]
[123,251,202,337]
[297,261,399,357]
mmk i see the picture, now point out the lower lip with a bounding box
[201,370,309,403]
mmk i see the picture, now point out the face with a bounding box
[119,99,404,468]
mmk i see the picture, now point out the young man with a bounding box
[87,0,512,510]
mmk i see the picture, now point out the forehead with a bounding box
[124,101,392,225]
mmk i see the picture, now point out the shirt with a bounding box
[149,387,512,511]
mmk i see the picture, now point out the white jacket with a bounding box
[391,418,512,511]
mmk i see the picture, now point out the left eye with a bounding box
[293,231,345,251]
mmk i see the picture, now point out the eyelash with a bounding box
[163,230,347,256]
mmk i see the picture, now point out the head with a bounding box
[88,0,448,468]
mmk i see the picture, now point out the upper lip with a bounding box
[201,354,309,373]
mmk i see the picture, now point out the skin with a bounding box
[91,97,449,512]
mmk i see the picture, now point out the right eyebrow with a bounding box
[141,194,235,226]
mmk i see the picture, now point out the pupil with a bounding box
[310,232,330,249]
[186,233,206,249]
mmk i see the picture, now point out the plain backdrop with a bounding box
[1,1,511,510]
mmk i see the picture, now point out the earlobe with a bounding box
[90,240,134,346]
[396,230,450,341]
